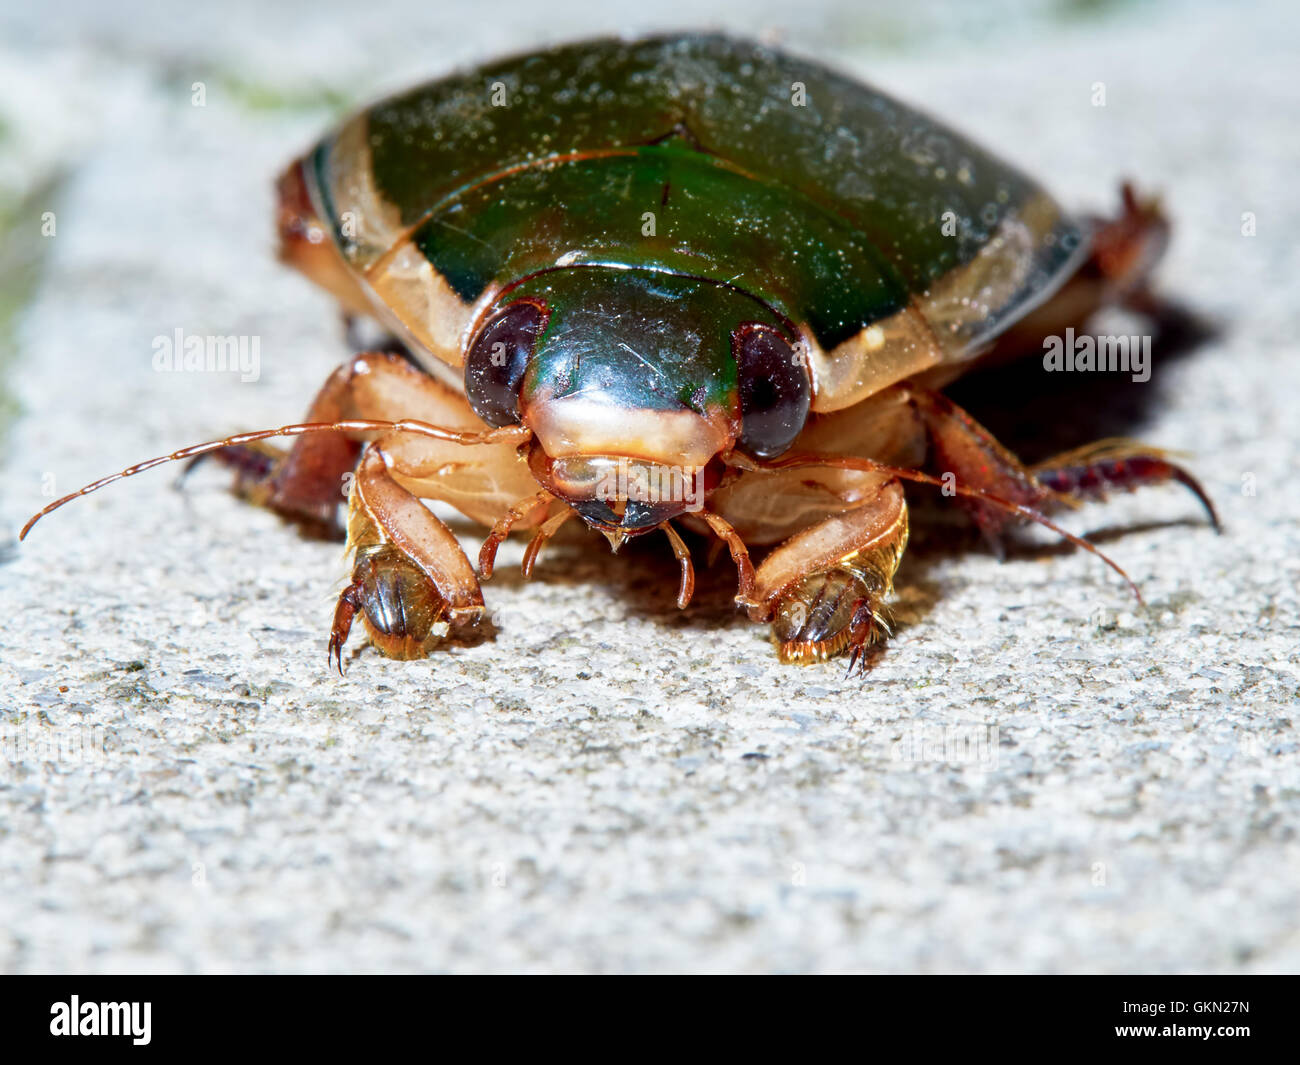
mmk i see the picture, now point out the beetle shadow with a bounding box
[943,298,1220,463]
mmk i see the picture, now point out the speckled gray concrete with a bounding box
[1,0,1297,973]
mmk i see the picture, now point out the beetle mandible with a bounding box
[23,34,1219,673]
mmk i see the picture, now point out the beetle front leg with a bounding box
[741,481,909,670]
[329,445,485,671]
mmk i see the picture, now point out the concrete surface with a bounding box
[0,0,1297,973]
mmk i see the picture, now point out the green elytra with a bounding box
[305,34,1083,445]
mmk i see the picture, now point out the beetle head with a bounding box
[463,267,811,543]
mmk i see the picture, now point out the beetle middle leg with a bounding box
[201,357,368,537]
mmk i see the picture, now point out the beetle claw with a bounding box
[328,578,364,675]
[328,634,348,676]
[845,601,888,679]
[844,646,862,678]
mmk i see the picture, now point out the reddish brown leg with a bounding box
[213,350,541,544]
[701,511,756,603]
[1031,443,1221,531]
[912,388,1219,554]
[198,357,371,538]
[257,358,366,534]
[659,521,696,609]
[182,440,278,489]
[328,579,365,674]
[1082,182,1171,303]
[329,543,456,672]
[180,440,320,524]
[520,506,576,579]
[912,389,1049,557]
[479,488,553,578]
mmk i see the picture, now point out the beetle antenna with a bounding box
[735,452,1144,604]
[19,419,532,540]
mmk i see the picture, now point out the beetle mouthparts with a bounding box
[600,528,629,553]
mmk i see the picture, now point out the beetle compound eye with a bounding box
[464,299,548,427]
[733,323,811,459]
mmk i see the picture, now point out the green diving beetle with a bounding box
[23,33,1218,672]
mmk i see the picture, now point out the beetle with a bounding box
[23,33,1218,673]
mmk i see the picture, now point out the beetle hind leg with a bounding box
[184,440,280,504]
[1030,441,1221,531]
[912,389,1219,556]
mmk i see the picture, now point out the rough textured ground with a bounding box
[1,0,1297,973]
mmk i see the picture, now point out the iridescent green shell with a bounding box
[301,33,1085,413]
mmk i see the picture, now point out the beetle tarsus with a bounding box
[774,568,893,668]
[1031,443,1222,533]
[731,479,908,667]
[329,579,364,675]
[178,441,277,489]
[334,544,458,663]
[331,447,487,666]
[700,511,756,604]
